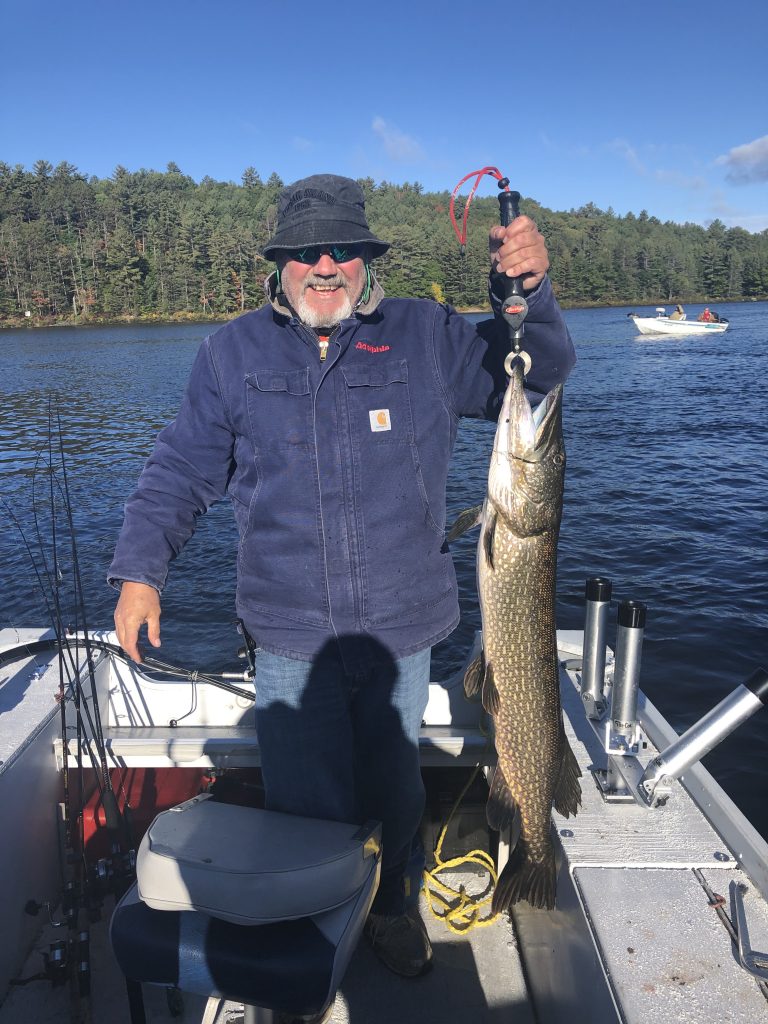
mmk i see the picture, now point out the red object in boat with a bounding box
[82,767,210,858]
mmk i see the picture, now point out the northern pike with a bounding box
[448,355,581,912]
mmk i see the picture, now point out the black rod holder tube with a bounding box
[610,600,647,742]
[581,577,612,717]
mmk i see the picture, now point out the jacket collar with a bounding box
[264,269,385,320]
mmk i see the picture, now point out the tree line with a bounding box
[1,159,766,323]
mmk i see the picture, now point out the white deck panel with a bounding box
[554,653,738,872]
[0,630,61,770]
[574,866,768,1023]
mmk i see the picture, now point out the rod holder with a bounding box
[580,577,612,719]
[607,600,646,755]
[638,668,768,807]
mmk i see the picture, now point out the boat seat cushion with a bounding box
[136,794,380,924]
[111,872,377,1015]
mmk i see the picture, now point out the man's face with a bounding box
[278,245,367,329]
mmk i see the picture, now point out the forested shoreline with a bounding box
[2,160,767,326]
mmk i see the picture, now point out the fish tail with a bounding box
[492,843,557,914]
[552,733,582,819]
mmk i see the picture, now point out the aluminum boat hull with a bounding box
[2,627,767,1024]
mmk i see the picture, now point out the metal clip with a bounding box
[732,882,768,981]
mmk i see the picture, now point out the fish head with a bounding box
[488,357,565,535]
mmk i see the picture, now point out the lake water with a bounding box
[1,303,766,838]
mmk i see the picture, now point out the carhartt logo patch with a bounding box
[369,409,391,432]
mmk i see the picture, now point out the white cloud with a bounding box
[724,213,768,232]
[654,168,707,190]
[607,138,646,175]
[291,136,312,152]
[716,135,768,184]
[609,139,709,192]
[371,117,425,162]
[707,190,768,232]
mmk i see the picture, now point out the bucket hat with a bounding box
[262,174,390,260]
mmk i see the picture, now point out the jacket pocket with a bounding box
[341,360,449,625]
[240,368,328,625]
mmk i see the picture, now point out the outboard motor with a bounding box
[110,795,381,1023]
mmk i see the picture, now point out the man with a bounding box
[109,174,575,986]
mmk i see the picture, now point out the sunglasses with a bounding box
[288,243,366,265]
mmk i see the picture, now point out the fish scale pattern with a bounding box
[473,360,581,912]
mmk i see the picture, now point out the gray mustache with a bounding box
[303,275,348,290]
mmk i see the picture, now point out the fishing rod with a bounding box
[53,406,122,838]
[2,406,138,1013]
[1,503,100,1010]
[28,447,133,871]
[2,499,108,781]
[449,166,530,365]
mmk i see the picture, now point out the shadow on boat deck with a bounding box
[0,885,534,1024]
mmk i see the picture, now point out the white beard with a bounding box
[294,288,355,328]
[282,268,363,329]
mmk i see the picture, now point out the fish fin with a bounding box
[482,508,497,570]
[492,842,557,914]
[463,653,484,699]
[481,662,500,715]
[446,504,483,543]
[486,764,519,833]
[552,734,582,819]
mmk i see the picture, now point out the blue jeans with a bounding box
[253,640,431,916]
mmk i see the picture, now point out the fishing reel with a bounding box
[41,932,90,995]
[90,844,137,901]
[15,902,92,995]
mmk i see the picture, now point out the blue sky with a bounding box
[3,0,767,231]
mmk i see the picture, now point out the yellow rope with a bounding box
[421,762,500,933]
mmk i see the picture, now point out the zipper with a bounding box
[308,322,344,639]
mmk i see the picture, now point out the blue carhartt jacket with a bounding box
[108,273,575,662]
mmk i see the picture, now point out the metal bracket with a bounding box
[581,690,607,722]
[605,719,646,757]
[591,767,635,804]
[732,882,768,981]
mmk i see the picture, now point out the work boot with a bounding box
[364,909,433,977]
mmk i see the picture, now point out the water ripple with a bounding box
[1,307,766,835]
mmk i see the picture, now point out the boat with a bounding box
[629,307,729,335]
[2,601,767,1024]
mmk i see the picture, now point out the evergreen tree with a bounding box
[0,162,765,323]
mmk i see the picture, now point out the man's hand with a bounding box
[114,581,161,662]
[489,216,550,292]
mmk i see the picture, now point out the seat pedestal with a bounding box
[110,800,381,1023]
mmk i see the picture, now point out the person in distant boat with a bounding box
[669,304,685,320]
[710,309,721,322]
[699,307,713,322]
[108,174,575,994]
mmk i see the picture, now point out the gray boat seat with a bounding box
[110,796,381,1021]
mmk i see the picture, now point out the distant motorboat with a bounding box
[629,307,729,335]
